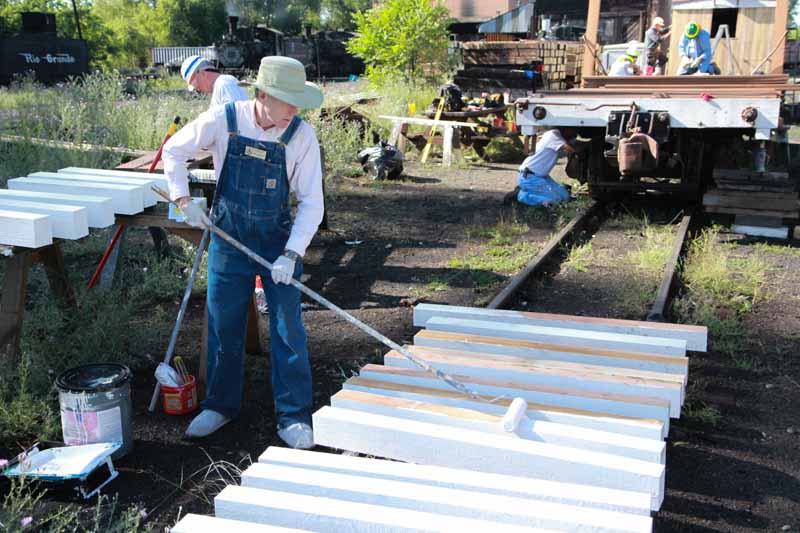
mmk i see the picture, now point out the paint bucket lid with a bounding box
[56,363,132,393]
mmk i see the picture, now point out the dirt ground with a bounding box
[24,160,800,531]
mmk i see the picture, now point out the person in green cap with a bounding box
[678,22,713,74]
[162,56,324,448]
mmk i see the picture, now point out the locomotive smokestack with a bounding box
[228,16,238,35]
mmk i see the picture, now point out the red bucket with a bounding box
[161,375,198,415]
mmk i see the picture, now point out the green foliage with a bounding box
[347,0,451,85]
[0,354,59,444]
[564,242,594,272]
[157,0,227,47]
[0,481,153,532]
[321,0,372,30]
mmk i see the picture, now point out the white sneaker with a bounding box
[278,422,314,449]
[185,410,231,438]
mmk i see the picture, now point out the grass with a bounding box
[683,403,723,427]
[564,242,594,272]
[674,227,770,356]
[409,277,451,299]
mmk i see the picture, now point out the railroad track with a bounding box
[487,201,696,324]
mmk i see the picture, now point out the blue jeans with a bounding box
[517,171,570,206]
[202,104,312,427]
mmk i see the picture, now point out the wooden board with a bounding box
[413,303,707,351]
[348,371,668,439]
[385,346,684,417]
[331,389,665,463]
[312,406,666,510]
[240,462,653,532]
[703,190,799,211]
[424,316,688,357]
[57,167,170,193]
[7,177,144,215]
[0,210,52,248]
[258,447,653,516]
[0,189,114,228]
[216,485,557,532]
[0,200,88,240]
[29,171,158,206]
[172,514,309,533]
[414,329,689,376]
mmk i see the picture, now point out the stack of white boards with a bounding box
[174,304,706,531]
[0,166,169,248]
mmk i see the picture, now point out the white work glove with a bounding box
[178,199,211,228]
[271,253,296,285]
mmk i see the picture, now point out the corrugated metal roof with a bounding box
[478,3,535,34]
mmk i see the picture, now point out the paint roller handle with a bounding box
[501,397,529,433]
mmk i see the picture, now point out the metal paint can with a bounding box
[55,364,133,459]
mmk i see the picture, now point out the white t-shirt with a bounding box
[519,129,566,176]
[163,100,323,256]
[210,74,249,107]
[608,57,636,76]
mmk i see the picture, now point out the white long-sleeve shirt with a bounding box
[162,99,324,256]
[210,74,249,107]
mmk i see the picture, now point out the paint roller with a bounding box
[151,186,529,424]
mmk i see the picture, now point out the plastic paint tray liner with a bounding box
[2,442,121,498]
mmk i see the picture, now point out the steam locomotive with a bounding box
[0,12,89,85]
[152,16,364,80]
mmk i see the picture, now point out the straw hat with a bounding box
[240,56,323,109]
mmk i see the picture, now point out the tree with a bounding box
[156,0,227,47]
[347,0,451,85]
[321,0,371,30]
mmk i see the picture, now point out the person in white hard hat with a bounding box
[163,56,324,448]
[608,41,642,76]
[644,17,670,75]
[180,54,248,108]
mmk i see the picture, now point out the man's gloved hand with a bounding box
[271,253,296,285]
[177,197,211,228]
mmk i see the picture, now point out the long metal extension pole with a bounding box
[147,228,210,412]
[151,187,484,402]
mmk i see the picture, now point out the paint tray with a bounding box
[1,441,121,499]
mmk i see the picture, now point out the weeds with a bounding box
[674,227,770,356]
[683,403,722,426]
[564,243,594,272]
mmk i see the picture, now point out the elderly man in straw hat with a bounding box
[162,56,324,448]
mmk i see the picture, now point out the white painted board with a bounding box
[58,166,169,190]
[0,189,114,228]
[385,349,683,418]
[732,224,789,239]
[8,177,144,215]
[414,330,689,376]
[413,303,707,351]
[171,514,310,533]
[216,485,558,532]
[258,447,653,517]
[348,372,668,440]
[331,389,666,463]
[0,200,88,240]
[0,210,52,248]
[313,406,665,510]
[29,171,158,206]
[241,463,653,532]
[424,316,687,357]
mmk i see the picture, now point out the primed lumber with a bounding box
[216,485,555,532]
[0,200,88,240]
[0,210,52,248]
[313,406,665,510]
[425,316,687,357]
[171,514,309,533]
[30,171,157,206]
[8,177,144,215]
[386,346,684,417]
[357,365,669,438]
[258,447,653,516]
[58,166,170,190]
[241,463,653,532]
[414,303,707,351]
[415,329,689,376]
[0,189,114,228]
[332,389,666,463]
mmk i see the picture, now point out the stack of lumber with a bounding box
[579,74,792,97]
[0,167,166,248]
[460,40,584,91]
[704,169,799,221]
[175,303,708,532]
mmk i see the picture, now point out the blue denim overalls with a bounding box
[203,102,312,427]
